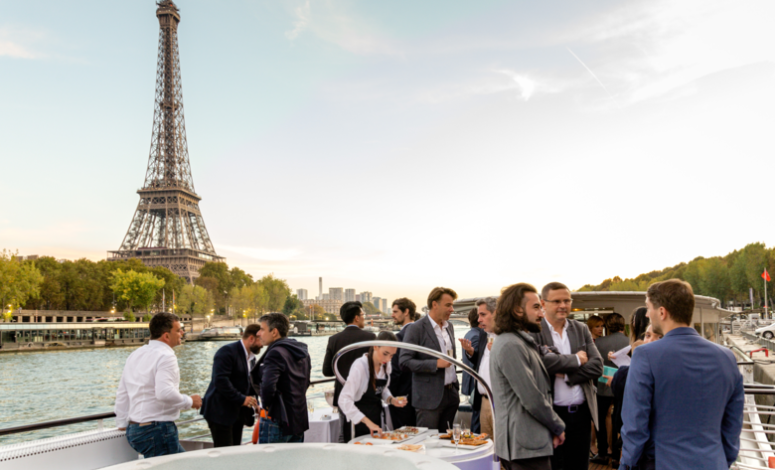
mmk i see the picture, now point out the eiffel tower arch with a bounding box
[109,0,224,283]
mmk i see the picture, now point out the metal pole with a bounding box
[332,340,498,463]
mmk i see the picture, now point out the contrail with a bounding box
[566,47,620,108]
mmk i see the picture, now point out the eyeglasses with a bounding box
[544,299,573,305]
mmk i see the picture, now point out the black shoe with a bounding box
[611,459,620,469]
[590,454,610,465]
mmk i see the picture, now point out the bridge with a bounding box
[448,313,470,326]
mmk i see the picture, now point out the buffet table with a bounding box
[350,430,497,470]
[303,406,394,444]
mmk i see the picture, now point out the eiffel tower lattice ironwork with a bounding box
[109,0,224,283]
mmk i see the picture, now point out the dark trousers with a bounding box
[416,385,460,433]
[258,417,304,444]
[552,403,591,470]
[595,395,615,457]
[126,422,184,458]
[501,456,552,470]
[207,420,244,448]
[470,408,481,434]
[389,404,416,430]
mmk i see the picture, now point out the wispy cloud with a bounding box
[285,1,310,40]
[566,47,620,107]
[0,27,45,59]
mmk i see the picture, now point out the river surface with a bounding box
[0,325,470,445]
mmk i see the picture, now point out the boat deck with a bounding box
[589,462,615,470]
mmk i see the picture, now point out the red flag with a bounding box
[763,269,771,282]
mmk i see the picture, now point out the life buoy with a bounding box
[252,408,268,444]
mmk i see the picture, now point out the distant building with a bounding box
[355,294,361,302]
[360,291,372,304]
[322,293,330,300]
[372,296,381,310]
[381,298,388,314]
[297,289,308,300]
[302,298,344,315]
[329,287,343,301]
[344,288,356,302]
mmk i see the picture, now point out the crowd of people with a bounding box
[114,278,745,470]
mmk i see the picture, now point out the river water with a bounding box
[0,325,470,445]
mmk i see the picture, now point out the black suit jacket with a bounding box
[201,340,255,427]
[462,327,488,411]
[388,325,412,399]
[322,326,376,406]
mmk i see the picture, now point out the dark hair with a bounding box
[368,331,398,390]
[587,315,604,332]
[494,283,538,334]
[427,287,458,309]
[259,312,290,338]
[647,279,694,326]
[467,307,480,328]
[631,307,649,342]
[605,313,625,333]
[541,282,570,300]
[243,323,260,339]
[340,301,363,324]
[392,298,417,320]
[149,312,179,340]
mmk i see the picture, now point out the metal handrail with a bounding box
[0,411,116,437]
[333,340,498,463]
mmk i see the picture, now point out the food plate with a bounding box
[355,432,414,445]
[394,426,429,435]
[396,444,425,453]
[438,432,488,440]
[441,440,491,450]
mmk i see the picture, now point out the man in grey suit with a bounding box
[533,282,603,470]
[399,287,459,433]
[590,313,629,466]
[491,283,565,470]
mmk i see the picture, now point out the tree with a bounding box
[257,274,291,312]
[123,311,136,322]
[111,269,165,313]
[363,301,380,316]
[283,295,304,316]
[177,284,213,315]
[0,249,44,313]
[306,304,326,321]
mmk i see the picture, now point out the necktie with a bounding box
[250,357,257,370]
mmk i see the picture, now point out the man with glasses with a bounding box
[533,282,603,470]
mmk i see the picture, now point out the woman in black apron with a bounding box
[339,331,407,438]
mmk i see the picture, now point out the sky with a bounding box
[1,0,774,305]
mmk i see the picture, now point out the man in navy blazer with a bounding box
[619,280,744,470]
[201,324,262,447]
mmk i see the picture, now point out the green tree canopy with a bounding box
[0,250,44,313]
[111,269,165,313]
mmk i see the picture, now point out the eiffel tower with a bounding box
[109,0,224,283]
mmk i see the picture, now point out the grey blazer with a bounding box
[532,318,604,429]
[593,332,630,397]
[491,330,565,461]
[398,315,458,410]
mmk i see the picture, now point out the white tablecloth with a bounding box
[303,405,394,443]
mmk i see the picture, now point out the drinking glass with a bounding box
[452,424,461,454]
[308,401,315,416]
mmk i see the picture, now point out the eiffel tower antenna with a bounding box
[109,0,224,283]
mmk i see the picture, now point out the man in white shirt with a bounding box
[115,312,202,458]
[460,296,497,438]
[533,282,602,470]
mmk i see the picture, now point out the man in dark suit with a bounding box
[619,280,744,470]
[460,307,486,433]
[322,300,376,442]
[533,282,603,470]
[590,313,630,466]
[388,297,418,429]
[399,287,460,433]
[201,324,261,447]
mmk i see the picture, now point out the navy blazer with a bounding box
[461,327,487,398]
[201,340,255,427]
[619,327,744,470]
[388,324,413,399]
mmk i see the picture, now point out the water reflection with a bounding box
[0,325,469,445]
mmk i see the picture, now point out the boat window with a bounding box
[44,330,51,341]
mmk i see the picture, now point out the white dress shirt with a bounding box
[477,333,496,396]
[431,318,456,385]
[114,340,193,428]
[338,354,393,425]
[546,321,585,407]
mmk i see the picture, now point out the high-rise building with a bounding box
[322,293,330,300]
[360,291,372,304]
[329,288,343,301]
[372,296,381,310]
[296,289,308,300]
[344,288,356,302]
[319,277,323,298]
[355,294,361,302]
[381,298,388,314]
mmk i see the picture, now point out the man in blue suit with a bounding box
[460,306,487,433]
[619,280,744,470]
[201,324,262,447]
